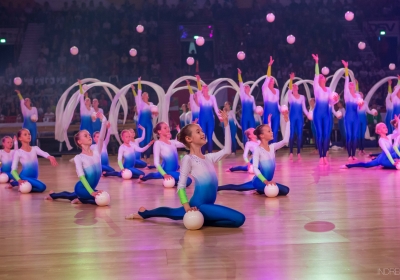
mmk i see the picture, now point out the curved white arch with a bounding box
[365,76,398,104]
[249,75,278,97]
[329,68,356,93]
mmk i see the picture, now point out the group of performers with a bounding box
[1,54,400,230]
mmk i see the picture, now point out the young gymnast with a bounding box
[90,122,114,173]
[138,122,192,187]
[125,110,245,228]
[218,114,290,196]
[45,112,108,204]
[11,129,58,192]
[16,90,38,146]
[1,136,18,186]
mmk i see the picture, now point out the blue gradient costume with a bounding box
[78,85,94,137]
[133,128,148,168]
[17,92,38,146]
[224,110,237,153]
[385,83,394,134]
[90,126,114,172]
[92,108,104,135]
[187,84,200,123]
[238,71,256,144]
[357,102,374,152]
[392,83,400,119]
[0,139,18,183]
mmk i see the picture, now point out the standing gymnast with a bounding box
[45,112,108,204]
[287,73,310,159]
[186,80,200,123]
[385,80,394,134]
[15,90,38,146]
[103,130,154,179]
[1,136,18,186]
[77,80,94,137]
[90,121,114,173]
[132,78,156,163]
[342,123,399,169]
[195,75,221,153]
[138,122,192,187]
[357,89,378,155]
[179,104,188,128]
[223,101,237,154]
[262,56,283,143]
[11,129,58,193]
[391,76,400,118]
[185,102,192,125]
[237,68,256,144]
[218,113,290,196]
[91,98,104,135]
[125,110,245,228]
[342,61,361,161]
[312,54,339,165]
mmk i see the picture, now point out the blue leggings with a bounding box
[385,109,393,135]
[102,165,115,172]
[263,102,280,143]
[138,113,153,158]
[50,182,97,204]
[338,119,346,147]
[103,167,144,178]
[229,122,237,153]
[358,117,367,151]
[229,159,253,172]
[346,152,398,169]
[345,116,359,157]
[241,111,255,144]
[289,116,303,154]
[18,175,46,192]
[199,113,215,153]
[134,151,148,168]
[23,118,37,146]
[314,103,331,157]
[218,176,290,196]
[140,171,192,187]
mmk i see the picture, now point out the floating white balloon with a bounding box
[136,25,144,33]
[345,11,354,21]
[70,46,79,55]
[266,13,275,23]
[129,48,137,57]
[255,106,264,116]
[389,63,396,70]
[237,51,246,60]
[196,36,205,46]
[286,35,295,44]
[187,57,195,65]
[14,77,22,86]
[358,42,366,50]
[371,109,378,116]
[322,67,330,75]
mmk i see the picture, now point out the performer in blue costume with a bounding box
[16,90,38,146]
[237,68,256,144]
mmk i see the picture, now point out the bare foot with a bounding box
[289,153,293,160]
[71,198,82,204]
[137,175,143,184]
[252,191,262,195]
[5,184,12,189]
[297,154,302,160]
[340,165,348,169]
[125,207,146,219]
[102,171,106,176]
[44,191,54,200]
[348,156,353,161]
[323,157,329,165]
[352,156,358,161]
[226,168,232,172]
[319,158,324,165]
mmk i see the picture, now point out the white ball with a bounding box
[95,191,110,206]
[248,165,254,174]
[286,35,295,44]
[0,173,9,183]
[30,114,38,122]
[136,25,144,33]
[91,111,97,119]
[345,11,354,21]
[129,48,137,57]
[237,51,246,60]
[321,67,330,75]
[121,169,132,180]
[371,109,378,116]
[150,106,159,114]
[186,57,195,65]
[281,105,288,113]
[70,46,79,55]
[19,181,32,194]
[196,36,205,46]
[389,63,396,70]
[163,177,176,188]
[266,13,275,23]
[183,210,204,230]
[357,98,364,106]
[264,184,279,197]
[14,77,22,86]
[330,92,339,102]
[336,111,343,119]
[307,110,313,121]
[255,106,264,116]
[358,42,366,50]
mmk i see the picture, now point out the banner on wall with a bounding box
[365,21,400,37]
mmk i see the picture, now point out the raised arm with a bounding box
[103,124,112,148]
[171,139,187,149]
[243,142,251,163]
[312,54,321,95]
[15,90,27,116]
[134,125,145,144]
[238,68,245,99]
[13,136,18,151]
[74,156,95,195]
[96,115,108,153]
[342,60,350,101]
[211,96,221,117]
[34,146,51,159]
[135,78,143,113]
[273,119,290,150]
[134,139,154,153]
[196,75,202,91]
[301,96,309,116]
[207,110,231,163]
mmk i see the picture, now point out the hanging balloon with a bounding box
[14,77,22,86]
[389,63,396,70]
[266,13,275,23]
[70,46,79,55]
[345,11,354,21]
[286,35,295,44]
[186,57,195,65]
[358,42,366,50]
[136,25,144,33]
[129,48,137,57]
[196,36,205,46]
[321,67,330,75]
[237,51,246,60]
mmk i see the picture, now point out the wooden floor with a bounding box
[1,148,400,280]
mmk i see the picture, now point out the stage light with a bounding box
[194,36,199,39]
[380,30,386,35]
[0,39,6,43]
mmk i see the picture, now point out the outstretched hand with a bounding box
[268,113,272,124]
[237,68,242,74]
[131,84,135,90]
[268,56,274,66]
[192,118,198,124]
[219,109,228,127]
[138,124,144,130]
[15,90,21,95]
[388,79,392,85]
[289,72,295,80]
[312,54,319,62]
[341,60,348,68]
[106,122,111,129]
[48,156,58,167]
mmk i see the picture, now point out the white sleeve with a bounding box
[135,127,146,144]
[273,121,290,150]
[117,145,124,163]
[206,125,231,163]
[153,141,161,167]
[365,105,373,115]
[96,117,107,153]
[34,146,50,158]
[74,156,85,177]
[134,141,152,152]
[171,139,186,149]
[177,155,192,190]
[252,147,262,178]
[243,142,251,162]
[344,76,350,102]
[135,89,142,113]
[301,96,309,116]
[239,82,245,100]
[211,96,220,116]
[103,127,112,147]
[379,138,395,164]
[313,74,320,99]
[78,93,85,114]
[32,107,38,116]
[11,150,20,171]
